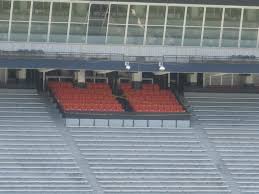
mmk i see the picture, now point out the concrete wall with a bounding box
[65,118,191,128]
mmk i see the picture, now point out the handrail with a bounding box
[0,50,259,65]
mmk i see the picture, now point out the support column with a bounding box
[0,69,7,85]
[16,69,27,85]
[76,70,86,88]
[245,74,254,87]
[189,73,197,86]
[74,71,78,84]
[131,72,142,90]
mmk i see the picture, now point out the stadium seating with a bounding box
[0,89,93,193]
[120,83,185,113]
[69,126,230,193]
[186,92,259,194]
[48,82,123,112]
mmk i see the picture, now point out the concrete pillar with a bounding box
[76,70,85,88]
[0,69,7,85]
[74,71,78,82]
[131,72,142,90]
[16,69,26,84]
[189,73,197,86]
[245,74,254,87]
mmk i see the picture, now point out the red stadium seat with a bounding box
[120,83,185,113]
[49,82,123,113]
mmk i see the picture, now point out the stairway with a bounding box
[186,92,259,194]
[68,126,231,194]
[0,89,93,193]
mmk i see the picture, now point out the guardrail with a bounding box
[0,50,259,65]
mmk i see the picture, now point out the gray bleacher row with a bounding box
[186,92,259,194]
[0,89,94,193]
[65,118,190,128]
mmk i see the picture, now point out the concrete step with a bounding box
[99,180,226,185]
[0,118,53,122]
[196,115,259,120]
[205,127,259,132]
[93,172,221,176]
[74,136,197,141]
[82,153,208,159]
[193,105,259,109]
[86,158,212,163]
[75,139,200,146]
[217,149,259,153]
[96,176,224,181]
[80,150,206,155]
[198,120,259,125]
[185,92,259,98]
[0,108,49,112]
[78,144,203,150]
[207,133,259,137]
[70,128,194,133]
[209,137,259,142]
[104,190,230,194]
[216,145,259,150]
[189,101,259,107]
[77,141,201,146]
[0,121,55,127]
[71,130,194,135]
[0,112,50,117]
[89,163,214,168]
[80,148,205,152]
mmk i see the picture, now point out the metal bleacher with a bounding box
[0,89,93,193]
[186,92,259,194]
[2,89,259,193]
[68,126,230,194]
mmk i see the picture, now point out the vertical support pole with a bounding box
[124,4,130,45]
[203,73,206,88]
[143,5,149,45]
[47,2,53,42]
[27,1,33,42]
[181,6,187,46]
[66,2,72,43]
[219,8,225,47]
[8,0,14,41]
[43,71,46,91]
[238,8,244,48]
[231,73,234,87]
[168,72,170,88]
[85,3,91,44]
[132,72,142,90]
[162,5,168,46]
[105,3,111,44]
[200,7,206,47]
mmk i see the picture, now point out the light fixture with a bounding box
[158,61,165,71]
[125,61,131,70]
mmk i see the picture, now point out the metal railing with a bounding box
[163,55,259,64]
[0,50,259,65]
